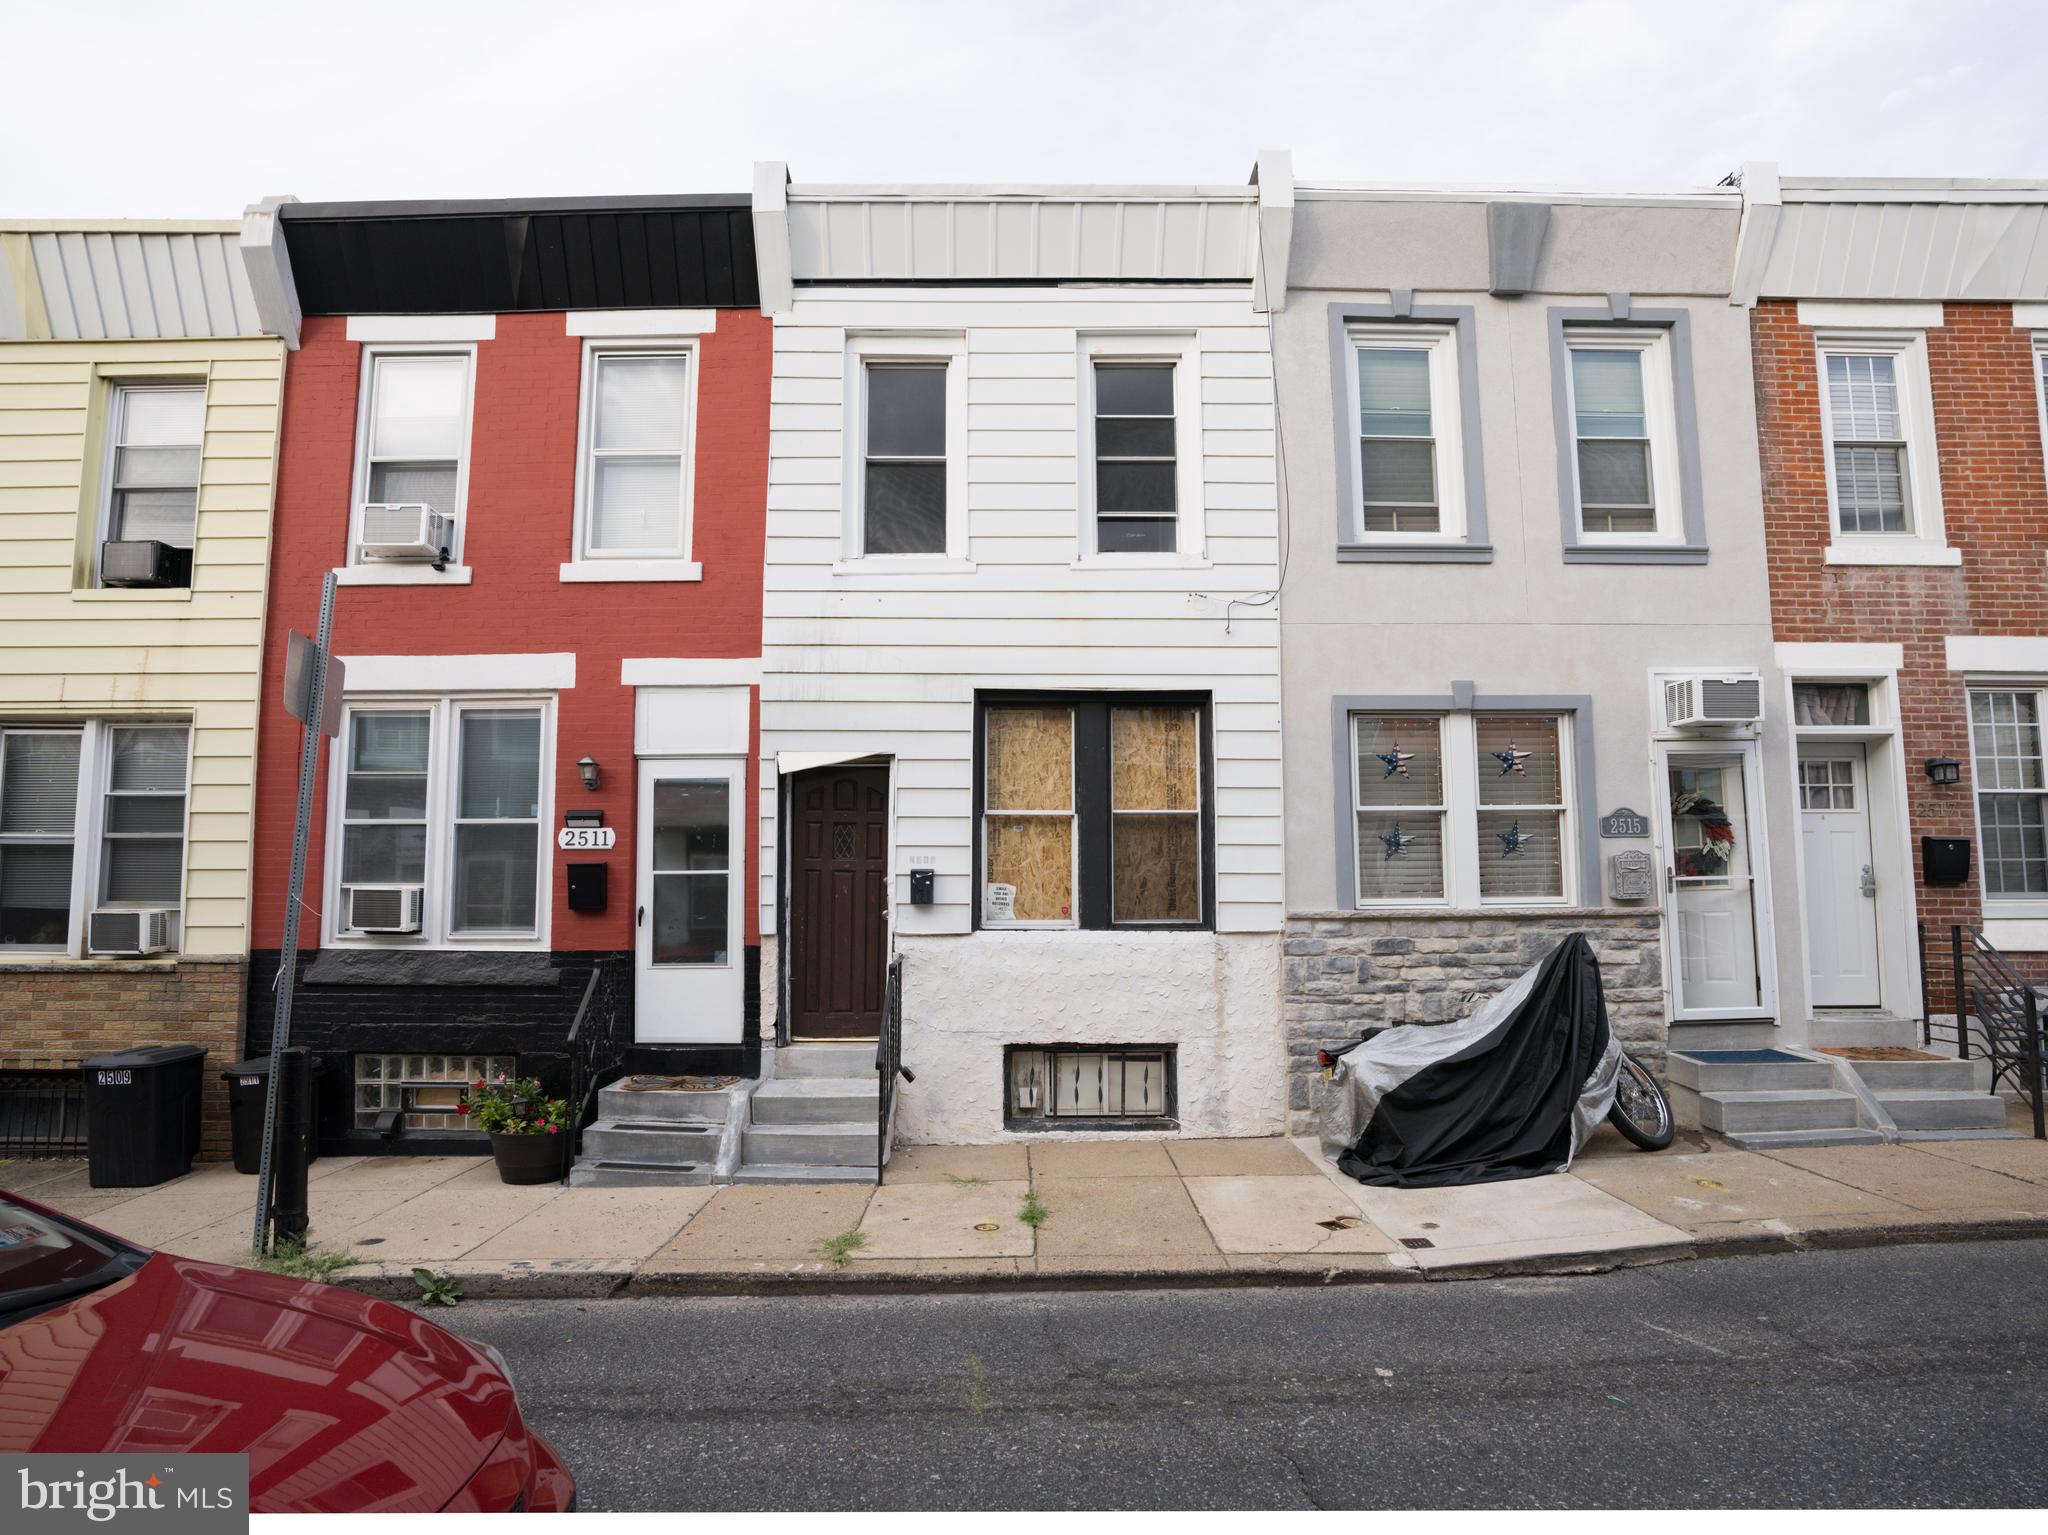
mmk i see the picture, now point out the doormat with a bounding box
[1816,1046,1942,1062]
[617,1074,741,1092]
[1674,1049,1810,1064]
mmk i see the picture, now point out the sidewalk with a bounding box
[8,1125,2048,1299]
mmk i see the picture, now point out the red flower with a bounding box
[545,1123,559,1135]
[455,1103,470,1115]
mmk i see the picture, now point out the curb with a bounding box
[320,1215,2048,1302]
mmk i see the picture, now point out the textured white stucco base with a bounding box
[890,929,1285,1145]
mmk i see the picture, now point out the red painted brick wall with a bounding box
[1753,300,2048,1002]
[251,311,769,954]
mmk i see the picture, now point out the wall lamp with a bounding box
[577,756,601,792]
[1924,756,1961,787]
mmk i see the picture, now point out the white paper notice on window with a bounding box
[986,883,1016,923]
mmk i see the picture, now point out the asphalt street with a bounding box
[448,1241,2048,1510]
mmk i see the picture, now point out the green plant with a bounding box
[1019,1190,1049,1229]
[465,1074,570,1138]
[815,1229,869,1268]
[412,1267,463,1306]
[253,1238,360,1281]
[944,1173,988,1187]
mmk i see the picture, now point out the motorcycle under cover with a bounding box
[1319,933,1621,1188]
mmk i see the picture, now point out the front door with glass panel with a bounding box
[1799,746,1881,1007]
[1664,752,1767,1016]
[635,759,743,1043]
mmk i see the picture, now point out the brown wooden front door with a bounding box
[787,766,889,1039]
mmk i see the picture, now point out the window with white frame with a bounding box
[1090,362,1178,553]
[1969,688,2048,901]
[575,346,696,561]
[861,361,948,555]
[333,699,547,943]
[0,721,189,951]
[2033,336,2047,493]
[1351,711,1572,908]
[1813,331,1946,557]
[102,383,204,558]
[351,350,473,563]
[1350,326,1463,539]
[1564,330,1679,540]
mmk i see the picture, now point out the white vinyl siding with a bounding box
[762,289,1281,936]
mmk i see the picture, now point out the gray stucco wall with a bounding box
[1275,191,1809,1055]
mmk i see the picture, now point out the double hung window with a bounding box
[352,351,473,563]
[1564,332,1678,540]
[861,363,949,555]
[1970,688,2048,902]
[578,349,695,560]
[1349,327,1463,540]
[103,384,204,554]
[1091,363,1178,553]
[1824,352,1910,534]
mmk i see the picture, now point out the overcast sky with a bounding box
[7,0,2044,217]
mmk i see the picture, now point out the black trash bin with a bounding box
[82,1045,208,1189]
[223,1053,323,1175]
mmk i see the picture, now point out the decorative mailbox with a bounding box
[1609,848,1654,902]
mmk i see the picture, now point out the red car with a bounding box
[0,1189,572,1512]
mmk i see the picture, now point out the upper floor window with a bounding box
[0,721,189,953]
[576,347,696,562]
[333,698,548,945]
[1350,711,1573,909]
[1810,328,1950,566]
[102,384,204,560]
[351,350,473,565]
[1351,327,1464,541]
[862,362,948,555]
[1824,352,1909,534]
[1091,363,1177,553]
[1564,331,1677,541]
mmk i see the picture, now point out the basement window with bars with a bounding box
[1005,1045,1176,1128]
[354,1053,516,1132]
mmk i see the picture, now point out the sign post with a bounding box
[252,571,344,1256]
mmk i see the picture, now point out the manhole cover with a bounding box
[974,1223,1000,1233]
[1315,1215,1363,1231]
[1398,1236,1435,1250]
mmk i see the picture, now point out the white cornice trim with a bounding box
[621,657,762,687]
[339,652,576,691]
[347,314,497,343]
[1798,300,1944,330]
[1775,642,1903,673]
[1945,636,2048,674]
[566,309,716,337]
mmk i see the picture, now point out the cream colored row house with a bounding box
[0,221,291,1157]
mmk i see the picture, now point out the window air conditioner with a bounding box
[347,885,425,934]
[88,907,176,957]
[100,540,193,588]
[1664,675,1764,730]
[357,504,454,566]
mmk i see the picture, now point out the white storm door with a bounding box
[1664,751,1766,1017]
[635,758,744,1043]
[1799,747,1881,1007]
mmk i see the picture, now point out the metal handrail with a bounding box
[1939,924,2047,1140]
[564,957,629,1173]
[876,955,911,1183]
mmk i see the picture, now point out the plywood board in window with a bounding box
[1112,812,1200,922]
[987,813,1073,921]
[986,707,1073,811]
[1111,706,1199,810]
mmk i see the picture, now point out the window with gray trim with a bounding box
[1564,329,1678,540]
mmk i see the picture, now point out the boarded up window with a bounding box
[1111,707,1201,922]
[985,707,1074,923]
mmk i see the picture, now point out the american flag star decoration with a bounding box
[1381,823,1417,859]
[1376,745,1416,779]
[1497,820,1530,859]
[1492,742,1533,776]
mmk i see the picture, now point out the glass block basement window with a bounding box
[1006,1046,1175,1125]
[354,1053,515,1130]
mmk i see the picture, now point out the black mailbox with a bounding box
[909,867,935,905]
[567,862,608,912]
[1922,836,1971,887]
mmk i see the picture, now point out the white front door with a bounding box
[635,757,744,1043]
[1662,750,1768,1017]
[1799,746,1882,1007]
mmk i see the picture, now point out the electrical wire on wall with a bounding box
[1221,227,1293,636]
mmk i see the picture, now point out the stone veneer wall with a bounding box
[0,960,246,1160]
[1281,911,1665,1133]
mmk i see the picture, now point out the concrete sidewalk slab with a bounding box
[329,1183,560,1261]
[1185,1175,1400,1254]
[465,1187,713,1262]
[81,1190,259,1248]
[1572,1149,1911,1230]
[1028,1141,1176,1178]
[640,1183,872,1273]
[1762,1144,2048,1214]
[1167,1138,1320,1178]
[1335,1171,1689,1272]
[313,1156,479,1195]
[1029,1176,1217,1259]
[880,1144,1031,1183]
[1909,1137,2048,1186]
[858,1179,1034,1259]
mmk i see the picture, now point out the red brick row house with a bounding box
[235,194,770,1159]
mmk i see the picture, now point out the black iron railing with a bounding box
[1929,923,2046,1140]
[564,958,630,1171]
[876,955,911,1183]
[0,1068,88,1159]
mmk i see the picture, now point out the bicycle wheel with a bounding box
[1607,1050,1676,1151]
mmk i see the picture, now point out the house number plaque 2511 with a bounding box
[557,826,616,851]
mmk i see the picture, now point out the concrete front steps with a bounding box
[1667,1049,1882,1149]
[569,1081,738,1187]
[734,1044,880,1185]
[1841,1055,2007,1134]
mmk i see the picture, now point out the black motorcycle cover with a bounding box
[1325,933,1621,1188]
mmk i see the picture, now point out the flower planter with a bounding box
[489,1130,566,1185]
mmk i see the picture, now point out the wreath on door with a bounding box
[1670,788,1736,877]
